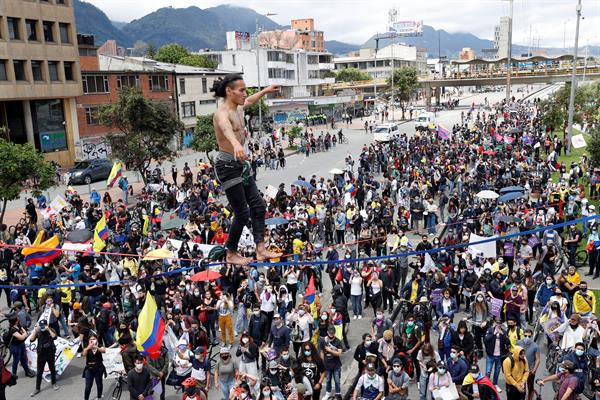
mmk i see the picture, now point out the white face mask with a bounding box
[393,366,401,373]
[241,338,249,344]
[299,310,305,316]
[135,363,143,371]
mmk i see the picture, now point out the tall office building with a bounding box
[495,16,510,59]
[0,0,82,166]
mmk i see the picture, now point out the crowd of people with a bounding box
[1,90,600,400]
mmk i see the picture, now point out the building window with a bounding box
[85,106,102,125]
[307,55,319,64]
[13,60,26,81]
[31,99,67,153]
[149,75,168,91]
[117,75,139,88]
[181,101,196,118]
[198,99,216,105]
[202,78,207,93]
[8,18,21,40]
[59,23,70,44]
[31,61,44,81]
[48,61,59,81]
[0,61,7,81]
[64,61,74,81]
[179,78,186,94]
[232,54,236,66]
[56,0,67,4]
[83,75,110,93]
[26,20,38,41]
[43,21,54,42]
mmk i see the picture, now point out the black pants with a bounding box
[506,384,526,400]
[84,367,103,400]
[589,249,598,277]
[36,351,56,389]
[287,283,298,308]
[214,155,266,252]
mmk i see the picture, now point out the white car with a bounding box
[373,123,400,142]
[415,112,435,129]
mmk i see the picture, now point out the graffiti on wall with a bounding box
[272,111,309,124]
[75,139,111,160]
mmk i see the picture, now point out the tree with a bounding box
[179,54,218,69]
[587,125,600,168]
[191,114,218,163]
[146,44,157,59]
[287,126,302,147]
[100,87,184,184]
[388,67,418,119]
[335,68,371,82]
[0,139,56,225]
[154,43,189,64]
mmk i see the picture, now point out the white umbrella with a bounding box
[476,190,500,200]
[329,168,344,174]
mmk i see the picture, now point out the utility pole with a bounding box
[566,0,582,155]
[505,0,514,103]
[391,43,394,121]
[255,13,277,138]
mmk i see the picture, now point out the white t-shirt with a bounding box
[350,276,363,296]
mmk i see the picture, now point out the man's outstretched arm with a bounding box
[243,85,280,110]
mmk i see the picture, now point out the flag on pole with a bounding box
[437,125,450,140]
[136,294,166,359]
[304,276,316,305]
[106,162,122,188]
[142,214,150,235]
[93,216,108,252]
[22,233,61,266]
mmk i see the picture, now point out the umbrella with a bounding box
[497,192,524,202]
[476,190,499,200]
[499,186,524,194]
[143,248,174,261]
[329,168,344,175]
[191,270,222,282]
[498,215,522,223]
[65,229,93,243]
[483,150,496,156]
[292,180,314,190]
[265,217,289,226]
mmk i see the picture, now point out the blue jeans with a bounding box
[419,372,429,400]
[10,342,32,375]
[219,378,235,400]
[325,366,341,394]
[351,294,363,316]
[486,355,502,385]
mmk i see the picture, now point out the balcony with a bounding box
[318,62,334,70]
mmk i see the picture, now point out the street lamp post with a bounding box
[391,43,394,121]
[255,13,277,138]
[566,0,582,155]
[505,0,514,103]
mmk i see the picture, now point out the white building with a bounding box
[495,17,510,59]
[333,44,428,79]
[98,55,229,132]
[200,31,335,99]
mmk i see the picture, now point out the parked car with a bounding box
[68,159,113,185]
[373,123,400,142]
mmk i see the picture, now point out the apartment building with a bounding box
[0,0,82,166]
[334,44,428,79]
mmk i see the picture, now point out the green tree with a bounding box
[587,125,600,168]
[154,43,189,64]
[100,87,184,184]
[179,54,218,69]
[191,114,218,164]
[335,68,371,82]
[287,126,302,147]
[388,67,418,119]
[146,44,157,59]
[0,139,56,225]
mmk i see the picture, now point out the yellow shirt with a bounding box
[410,281,419,303]
[573,291,596,314]
[567,272,581,286]
[507,328,521,350]
[59,281,74,303]
[292,238,305,255]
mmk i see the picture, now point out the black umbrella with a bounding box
[65,229,93,243]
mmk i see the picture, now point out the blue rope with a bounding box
[1,214,595,290]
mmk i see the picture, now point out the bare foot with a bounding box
[256,248,283,261]
[226,251,250,266]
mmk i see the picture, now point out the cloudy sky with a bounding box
[88,0,600,48]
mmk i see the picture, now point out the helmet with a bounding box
[182,377,198,387]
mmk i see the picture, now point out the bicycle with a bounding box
[0,316,13,365]
[576,248,589,268]
[109,370,127,400]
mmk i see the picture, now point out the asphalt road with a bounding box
[5,84,563,400]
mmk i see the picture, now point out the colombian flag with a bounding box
[142,214,150,235]
[135,294,165,359]
[207,191,215,204]
[93,216,108,252]
[106,162,122,188]
[22,232,61,266]
[304,275,316,305]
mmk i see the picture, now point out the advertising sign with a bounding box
[388,20,424,37]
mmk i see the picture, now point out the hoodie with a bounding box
[501,345,529,388]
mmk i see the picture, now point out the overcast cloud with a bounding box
[87,0,600,48]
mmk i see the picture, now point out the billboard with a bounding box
[388,20,424,37]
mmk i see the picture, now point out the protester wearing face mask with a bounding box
[353,363,383,400]
[573,281,596,317]
[319,325,343,399]
[461,364,500,400]
[258,381,277,400]
[370,307,393,340]
[562,341,590,393]
[447,346,468,396]
[127,354,152,400]
[428,361,453,394]
[387,358,410,400]
[502,346,529,400]
[288,305,314,357]
[534,275,556,308]
[267,314,290,354]
[236,332,259,378]
[146,344,169,400]
[537,360,579,400]
[554,313,587,351]
[470,292,489,358]
[215,347,238,400]
[298,342,325,400]
[378,329,395,375]
[515,328,540,400]
[185,347,210,394]
[81,333,106,400]
[29,319,58,396]
[353,333,378,376]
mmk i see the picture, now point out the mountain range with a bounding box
[73,0,600,58]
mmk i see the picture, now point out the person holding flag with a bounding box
[93,215,108,253]
[136,292,166,359]
[461,364,501,400]
[106,162,122,188]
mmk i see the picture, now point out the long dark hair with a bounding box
[211,74,243,98]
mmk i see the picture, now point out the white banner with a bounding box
[25,336,80,382]
[468,233,497,258]
[103,348,125,377]
[264,185,278,200]
[572,134,587,149]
